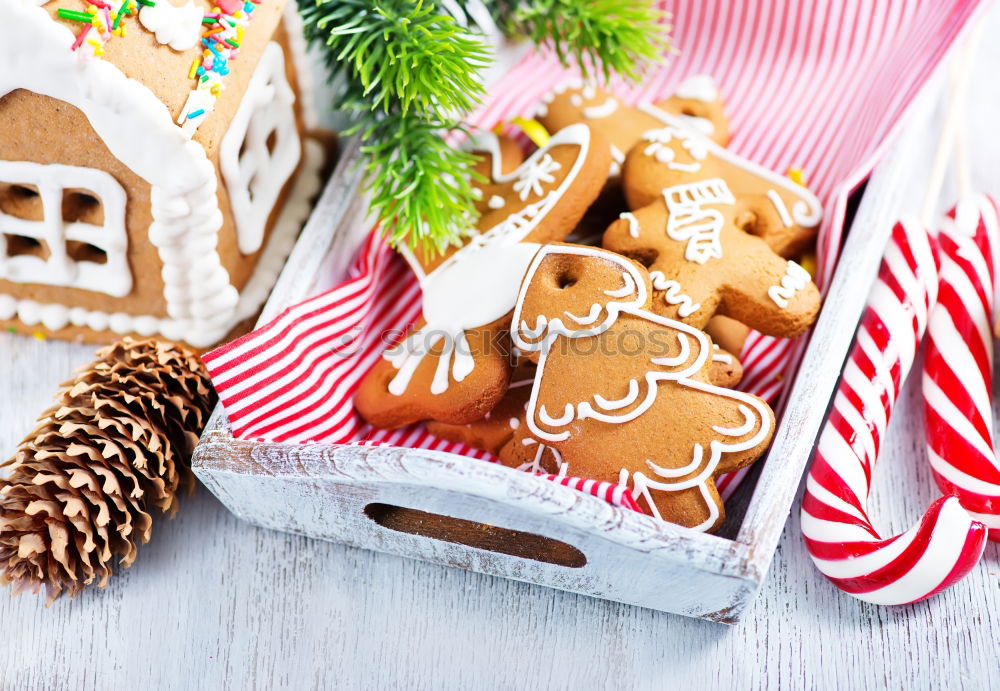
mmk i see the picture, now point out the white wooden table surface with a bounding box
[5,15,1000,691]
[2,335,999,689]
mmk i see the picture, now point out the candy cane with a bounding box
[923,195,1000,541]
[801,219,987,605]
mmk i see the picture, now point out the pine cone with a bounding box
[0,338,216,603]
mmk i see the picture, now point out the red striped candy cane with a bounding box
[801,218,987,605]
[923,195,1000,541]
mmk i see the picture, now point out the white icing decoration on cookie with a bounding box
[388,125,592,395]
[636,103,823,228]
[564,303,604,326]
[663,178,735,264]
[512,153,561,201]
[649,271,700,318]
[488,195,506,209]
[674,75,720,103]
[510,245,772,532]
[582,98,619,119]
[768,261,812,308]
[516,438,563,474]
[593,379,640,410]
[711,344,733,364]
[532,78,585,119]
[649,332,691,367]
[619,211,640,238]
[138,0,204,51]
[712,404,757,436]
[603,271,636,298]
[767,189,794,227]
[539,403,575,427]
[509,417,520,429]
[641,127,707,173]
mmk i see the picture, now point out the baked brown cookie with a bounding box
[706,315,750,357]
[497,243,775,531]
[603,184,821,338]
[355,125,613,429]
[619,119,822,258]
[426,341,743,458]
[425,362,538,455]
[535,76,731,180]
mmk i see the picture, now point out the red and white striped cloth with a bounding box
[205,1,982,513]
[801,219,988,605]
[535,473,642,512]
[923,195,1000,541]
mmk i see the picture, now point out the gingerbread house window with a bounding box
[0,161,131,297]
[220,42,301,256]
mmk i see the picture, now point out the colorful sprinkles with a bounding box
[57,0,152,58]
[177,0,263,134]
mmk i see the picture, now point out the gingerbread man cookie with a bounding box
[535,75,731,179]
[355,125,613,429]
[603,179,821,337]
[620,114,823,258]
[497,244,774,532]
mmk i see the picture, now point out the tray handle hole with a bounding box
[363,503,587,569]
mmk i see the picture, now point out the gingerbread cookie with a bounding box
[355,125,613,429]
[706,315,750,357]
[535,76,730,179]
[603,181,821,337]
[427,341,744,458]
[619,115,822,258]
[498,244,774,531]
[425,362,538,455]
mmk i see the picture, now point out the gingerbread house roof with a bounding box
[3,0,309,346]
[36,0,292,154]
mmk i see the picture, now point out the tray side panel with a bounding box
[195,449,758,623]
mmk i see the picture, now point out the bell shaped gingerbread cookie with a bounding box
[603,179,821,337]
[535,75,731,178]
[620,117,823,258]
[355,125,613,429]
[498,244,775,532]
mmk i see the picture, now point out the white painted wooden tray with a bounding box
[191,80,942,623]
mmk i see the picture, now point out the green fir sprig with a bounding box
[489,0,671,82]
[298,0,671,255]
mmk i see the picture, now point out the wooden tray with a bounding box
[191,82,939,622]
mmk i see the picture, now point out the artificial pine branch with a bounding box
[298,0,671,254]
[300,0,491,252]
[488,0,671,82]
[301,0,491,118]
[358,113,485,253]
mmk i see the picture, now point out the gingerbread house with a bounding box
[0,0,324,348]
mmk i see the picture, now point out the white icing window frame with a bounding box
[220,41,301,256]
[0,160,131,297]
